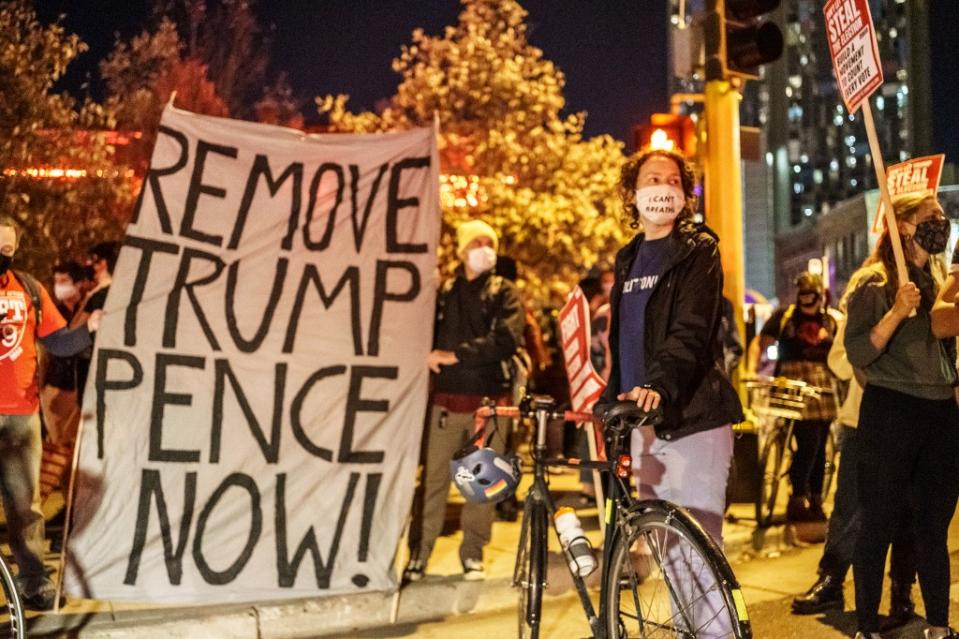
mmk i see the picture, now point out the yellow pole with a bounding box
[704,79,746,393]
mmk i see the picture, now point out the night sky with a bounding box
[33,1,959,159]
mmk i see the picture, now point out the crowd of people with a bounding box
[3,144,959,639]
[397,148,959,639]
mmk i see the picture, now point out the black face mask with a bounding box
[797,291,820,307]
[0,254,10,277]
[913,218,950,254]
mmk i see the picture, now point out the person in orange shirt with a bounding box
[0,216,100,610]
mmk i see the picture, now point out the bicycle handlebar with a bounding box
[473,405,597,432]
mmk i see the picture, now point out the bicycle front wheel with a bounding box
[514,497,546,639]
[0,555,25,639]
[604,501,751,638]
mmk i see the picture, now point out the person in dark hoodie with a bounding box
[403,219,525,582]
[596,148,744,637]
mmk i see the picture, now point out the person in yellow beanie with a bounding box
[404,219,525,582]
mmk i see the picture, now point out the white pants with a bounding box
[630,425,735,638]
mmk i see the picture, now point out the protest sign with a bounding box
[823,0,882,114]
[824,0,908,286]
[872,154,945,232]
[64,105,440,603]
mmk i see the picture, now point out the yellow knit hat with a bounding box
[456,219,499,256]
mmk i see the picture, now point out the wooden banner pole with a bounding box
[862,101,910,286]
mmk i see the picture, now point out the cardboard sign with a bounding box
[64,106,440,603]
[558,288,606,414]
[871,154,945,233]
[823,0,883,114]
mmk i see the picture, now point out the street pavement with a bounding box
[348,524,959,639]
[18,468,959,637]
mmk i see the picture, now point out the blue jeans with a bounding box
[0,413,47,589]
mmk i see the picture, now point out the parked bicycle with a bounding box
[746,377,839,528]
[0,551,25,638]
[475,395,752,639]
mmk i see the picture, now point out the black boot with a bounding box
[791,573,844,615]
[879,579,916,631]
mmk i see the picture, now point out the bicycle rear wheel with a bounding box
[756,429,788,527]
[0,556,25,639]
[604,501,751,638]
[514,497,546,639]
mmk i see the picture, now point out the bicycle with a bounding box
[746,377,839,528]
[475,395,752,639]
[0,552,25,639]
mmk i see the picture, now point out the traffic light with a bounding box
[632,114,696,157]
[704,0,784,81]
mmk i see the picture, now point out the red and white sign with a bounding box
[823,0,883,114]
[558,287,606,415]
[872,154,945,232]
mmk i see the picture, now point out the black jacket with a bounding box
[598,222,743,440]
[433,269,525,396]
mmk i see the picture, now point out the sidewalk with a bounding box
[21,471,799,638]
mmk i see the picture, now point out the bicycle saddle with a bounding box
[601,400,663,431]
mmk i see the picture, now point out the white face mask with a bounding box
[54,283,77,302]
[635,184,686,226]
[466,246,497,274]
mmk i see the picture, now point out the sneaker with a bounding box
[402,559,425,583]
[462,558,485,581]
[854,633,882,639]
[924,629,959,639]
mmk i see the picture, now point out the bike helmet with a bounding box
[450,444,521,504]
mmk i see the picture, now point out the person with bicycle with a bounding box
[844,193,959,639]
[747,271,839,523]
[597,147,743,636]
[403,219,525,582]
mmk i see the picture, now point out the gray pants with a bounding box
[410,405,506,565]
[0,413,46,588]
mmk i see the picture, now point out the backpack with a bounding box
[11,270,42,336]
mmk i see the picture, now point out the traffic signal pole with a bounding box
[700,0,782,388]
[703,79,746,376]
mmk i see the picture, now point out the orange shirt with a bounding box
[0,274,66,414]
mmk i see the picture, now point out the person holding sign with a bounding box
[595,148,743,637]
[0,216,101,610]
[844,194,959,639]
[404,219,525,582]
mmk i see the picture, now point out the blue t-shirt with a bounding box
[618,237,668,393]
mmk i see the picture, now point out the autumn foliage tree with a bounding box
[0,2,133,277]
[319,0,628,300]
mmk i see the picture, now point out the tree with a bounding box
[319,0,628,300]
[158,0,272,120]
[99,17,229,174]
[0,2,133,277]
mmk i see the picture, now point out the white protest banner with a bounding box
[823,0,883,114]
[872,154,946,232]
[64,105,440,604]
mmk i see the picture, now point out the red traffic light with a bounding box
[633,114,696,157]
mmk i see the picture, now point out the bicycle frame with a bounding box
[514,398,637,639]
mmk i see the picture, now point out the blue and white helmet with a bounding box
[450,446,520,504]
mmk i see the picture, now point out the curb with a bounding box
[26,521,791,638]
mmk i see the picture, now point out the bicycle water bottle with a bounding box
[554,507,596,577]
